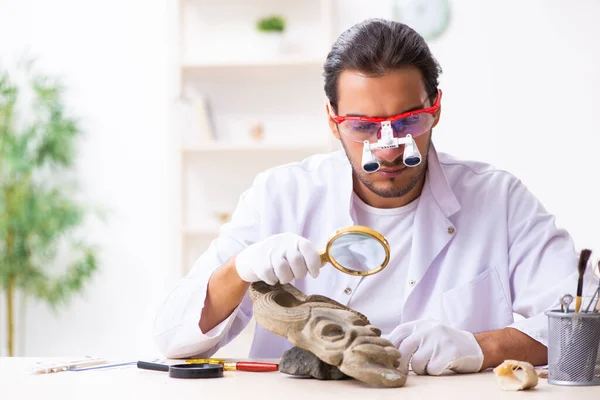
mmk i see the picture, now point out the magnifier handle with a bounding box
[137,361,169,372]
[319,252,329,266]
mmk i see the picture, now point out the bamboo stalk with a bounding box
[6,276,14,357]
[19,291,27,355]
[5,221,15,357]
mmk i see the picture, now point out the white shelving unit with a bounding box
[165,0,401,359]
[181,57,326,70]
[182,142,327,152]
[170,0,341,278]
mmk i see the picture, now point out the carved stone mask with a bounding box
[249,282,406,387]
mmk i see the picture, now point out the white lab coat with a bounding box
[154,144,593,359]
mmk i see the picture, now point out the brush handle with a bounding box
[576,278,584,296]
[575,296,582,313]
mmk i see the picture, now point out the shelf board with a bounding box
[181,56,324,70]
[182,142,329,153]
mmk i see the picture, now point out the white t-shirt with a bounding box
[347,191,419,336]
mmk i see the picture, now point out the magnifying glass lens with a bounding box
[328,233,387,274]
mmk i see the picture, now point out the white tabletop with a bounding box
[1,357,598,399]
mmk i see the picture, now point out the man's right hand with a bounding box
[234,233,322,285]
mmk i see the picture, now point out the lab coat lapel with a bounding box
[404,144,461,305]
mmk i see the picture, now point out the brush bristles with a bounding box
[576,249,592,304]
[579,249,592,276]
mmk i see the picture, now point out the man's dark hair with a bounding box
[324,18,442,113]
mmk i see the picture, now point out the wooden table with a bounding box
[1,357,598,399]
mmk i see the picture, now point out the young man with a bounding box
[154,19,589,375]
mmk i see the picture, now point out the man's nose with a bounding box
[374,147,403,164]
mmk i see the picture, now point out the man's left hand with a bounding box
[388,320,484,376]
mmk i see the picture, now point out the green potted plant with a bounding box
[255,15,286,55]
[0,59,102,356]
[256,15,286,33]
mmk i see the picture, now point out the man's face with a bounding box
[327,67,440,200]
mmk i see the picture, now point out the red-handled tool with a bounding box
[223,361,279,372]
[185,359,279,372]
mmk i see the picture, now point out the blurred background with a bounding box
[0,0,598,359]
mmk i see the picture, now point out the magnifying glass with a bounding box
[320,225,390,276]
[137,361,224,379]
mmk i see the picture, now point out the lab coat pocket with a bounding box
[441,267,513,334]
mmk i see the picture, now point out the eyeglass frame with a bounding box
[327,89,443,139]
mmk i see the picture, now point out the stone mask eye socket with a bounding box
[321,323,345,340]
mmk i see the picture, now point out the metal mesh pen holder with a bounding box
[545,310,600,386]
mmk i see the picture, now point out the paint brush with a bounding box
[575,249,592,313]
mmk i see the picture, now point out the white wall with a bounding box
[335,0,600,250]
[429,0,600,253]
[0,0,598,359]
[0,0,172,358]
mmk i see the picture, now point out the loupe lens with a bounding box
[404,156,420,166]
[363,162,379,172]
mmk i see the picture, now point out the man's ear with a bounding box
[325,101,341,141]
[432,105,442,128]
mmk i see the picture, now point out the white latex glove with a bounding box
[389,320,484,376]
[234,233,322,285]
